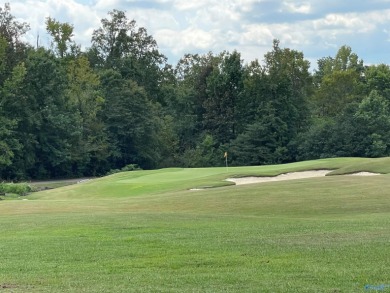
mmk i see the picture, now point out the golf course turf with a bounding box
[1,157,390,292]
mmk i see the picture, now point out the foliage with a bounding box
[364,64,390,101]
[0,3,30,81]
[100,70,162,169]
[353,90,390,157]
[106,163,142,175]
[262,39,312,152]
[65,56,109,176]
[202,50,244,143]
[0,182,33,195]
[46,17,77,58]
[181,134,222,167]
[0,3,390,180]
[230,114,289,166]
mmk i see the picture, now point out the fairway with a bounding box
[1,157,390,292]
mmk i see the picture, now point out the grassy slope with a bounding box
[26,157,379,200]
[1,157,390,292]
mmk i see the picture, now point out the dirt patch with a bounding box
[1,283,19,289]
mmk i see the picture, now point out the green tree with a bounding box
[333,45,364,72]
[90,9,165,70]
[90,10,136,67]
[230,109,288,166]
[90,9,167,108]
[66,56,109,175]
[10,48,81,178]
[264,40,311,136]
[261,40,312,161]
[315,46,363,82]
[45,17,78,58]
[364,64,390,101]
[313,70,361,117]
[239,60,270,130]
[298,91,390,159]
[203,50,244,144]
[0,3,30,84]
[89,10,173,169]
[181,134,220,167]
[353,90,390,157]
[100,69,161,169]
[296,118,337,160]
[0,61,24,170]
[174,53,214,138]
[298,45,366,161]
[312,46,364,118]
[0,4,30,177]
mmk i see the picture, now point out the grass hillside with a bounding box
[1,157,390,292]
[27,157,387,200]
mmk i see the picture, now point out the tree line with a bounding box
[1,4,390,180]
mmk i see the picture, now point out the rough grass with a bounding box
[328,156,390,175]
[1,157,390,292]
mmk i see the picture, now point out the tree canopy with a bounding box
[1,3,390,180]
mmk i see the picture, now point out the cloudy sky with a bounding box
[7,0,390,68]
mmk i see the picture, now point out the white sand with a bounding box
[226,170,332,185]
[345,172,380,176]
[190,170,381,189]
[225,170,381,186]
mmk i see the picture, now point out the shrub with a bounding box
[0,182,34,196]
[106,164,142,175]
[121,164,141,172]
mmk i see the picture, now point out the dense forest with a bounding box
[1,4,390,180]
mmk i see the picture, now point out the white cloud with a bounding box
[313,9,390,37]
[241,9,390,51]
[5,1,390,66]
[94,0,121,11]
[172,0,258,13]
[12,0,101,48]
[156,27,218,55]
[182,28,216,49]
[126,9,180,32]
[240,24,274,46]
[282,1,312,14]
[173,0,208,11]
[240,22,313,49]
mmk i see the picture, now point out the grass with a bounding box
[1,157,390,292]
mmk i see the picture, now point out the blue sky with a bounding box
[8,0,390,69]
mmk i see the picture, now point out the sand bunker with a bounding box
[226,170,331,185]
[225,170,380,186]
[345,172,380,176]
[190,170,381,190]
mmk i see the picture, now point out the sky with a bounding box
[6,0,390,69]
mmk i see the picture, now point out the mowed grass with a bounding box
[1,157,390,292]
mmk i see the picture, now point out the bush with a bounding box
[121,164,142,172]
[0,182,33,196]
[106,164,142,175]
